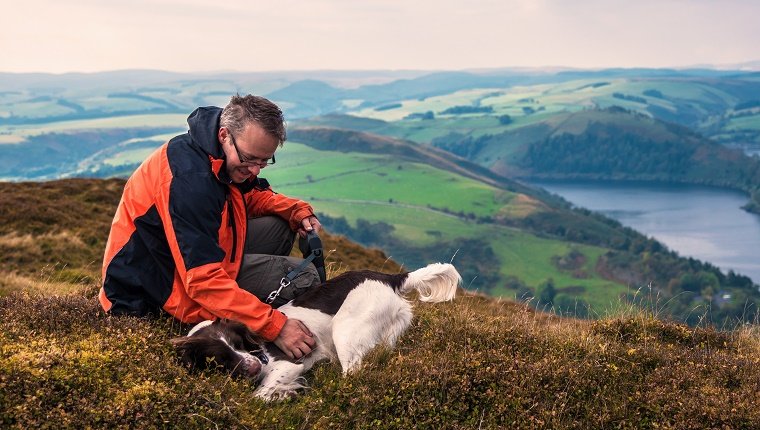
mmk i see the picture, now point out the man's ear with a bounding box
[218,126,228,144]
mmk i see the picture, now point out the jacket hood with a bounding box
[187,106,224,159]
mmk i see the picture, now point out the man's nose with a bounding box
[247,165,261,176]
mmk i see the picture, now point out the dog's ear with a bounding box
[226,320,262,351]
[170,336,215,369]
[170,337,196,367]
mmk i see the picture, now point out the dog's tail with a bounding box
[398,263,460,302]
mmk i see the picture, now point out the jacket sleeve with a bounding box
[158,173,286,341]
[245,186,315,230]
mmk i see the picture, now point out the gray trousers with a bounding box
[237,216,321,308]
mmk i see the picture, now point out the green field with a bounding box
[727,113,760,131]
[0,114,187,137]
[264,142,627,311]
[342,77,746,148]
[268,142,511,217]
[103,148,158,166]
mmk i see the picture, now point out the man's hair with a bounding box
[220,94,287,146]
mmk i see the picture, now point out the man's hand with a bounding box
[272,318,316,360]
[297,215,322,238]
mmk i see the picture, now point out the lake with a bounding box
[528,180,760,283]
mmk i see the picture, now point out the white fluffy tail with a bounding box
[399,263,461,302]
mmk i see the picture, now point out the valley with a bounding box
[2,68,760,325]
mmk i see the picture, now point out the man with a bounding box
[100,94,320,359]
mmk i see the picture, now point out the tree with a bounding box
[537,278,556,305]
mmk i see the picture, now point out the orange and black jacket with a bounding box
[99,106,314,341]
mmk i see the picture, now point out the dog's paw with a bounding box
[254,387,298,402]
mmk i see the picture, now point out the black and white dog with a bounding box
[171,263,460,400]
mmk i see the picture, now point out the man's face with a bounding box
[219,122,279,183]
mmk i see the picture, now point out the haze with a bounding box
[1,0,758,73]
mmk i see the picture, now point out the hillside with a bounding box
[306,108,760,214]
[3,105,760,327]
[435,108,760,187]
[3,69,760,323]
[0,179,400,296]
[266,128,760,325]
[2,179,760,428]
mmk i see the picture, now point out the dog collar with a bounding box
[254,350,269,365]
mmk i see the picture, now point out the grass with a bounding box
[352,88,497,121]
[727,113,760,131]
[268,142,512,217]
[0,113,187,137]
[265,141,628,294]
[76,96,165,113]
[341,77,744,148]
[2,178,760,428]
[3,284,760,428]
[0,134,24,144]
[103,147,159,166]
[488,231,625,310]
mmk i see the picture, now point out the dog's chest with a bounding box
[277,304,335,351]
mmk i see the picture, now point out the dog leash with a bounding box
[265,231,326,304]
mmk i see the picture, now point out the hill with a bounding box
[3,69,760,323]
[266,127,760,325]
[428,108,760,185]
[2,179,760,428]
[0,179,400,296]
[5,119,760,326]
[310,108,760,214]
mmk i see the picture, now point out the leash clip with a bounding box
[266,277,291,304]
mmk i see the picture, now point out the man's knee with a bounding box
[244,216,296,255]
[237,254,321,308]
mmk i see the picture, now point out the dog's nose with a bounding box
[246,358,262,377]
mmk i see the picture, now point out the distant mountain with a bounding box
[487,109,756,179]
[427,108,760,213]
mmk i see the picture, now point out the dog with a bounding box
[171,262,460,400]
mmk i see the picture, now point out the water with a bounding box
[529,180,760,283]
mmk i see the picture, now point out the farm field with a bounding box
[0,114,187,137]
[268,142,511,217]
[265,142,626,310]
[727,113,760,131]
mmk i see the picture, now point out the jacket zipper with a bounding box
[227,197,237,263]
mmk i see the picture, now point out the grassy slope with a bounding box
[0,179,401,296]
[334,76,760,159]
[266,141,627,309]
[344,77,742,129]
[2,180,760,428]
[0,114,187,137]
[323,86,760,213]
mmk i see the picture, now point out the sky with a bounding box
[1,0,759,74]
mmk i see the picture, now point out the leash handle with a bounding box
[265,231,326,305]
[306,231,327,283]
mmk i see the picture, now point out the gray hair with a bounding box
[220,94,287,146]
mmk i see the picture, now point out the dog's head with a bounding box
[171,319,266,378]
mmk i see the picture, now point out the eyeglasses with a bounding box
[228,131,276,168]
